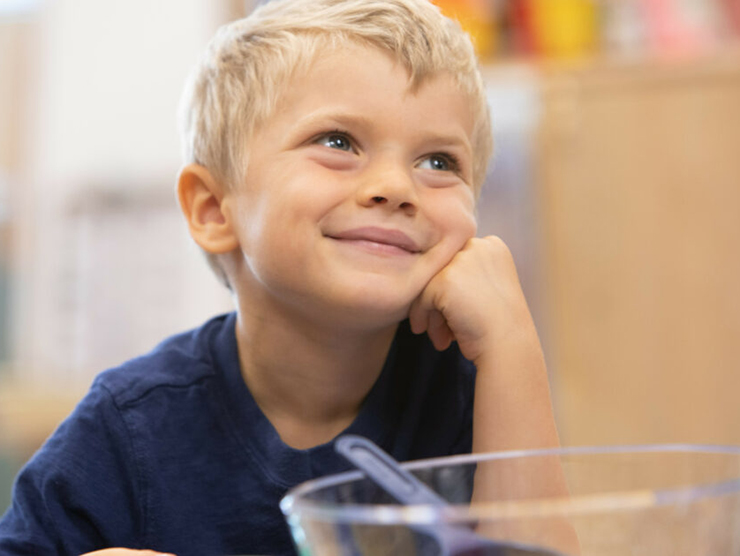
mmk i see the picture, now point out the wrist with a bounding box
[472,320,544,372]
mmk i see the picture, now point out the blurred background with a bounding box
[1,0,740,512]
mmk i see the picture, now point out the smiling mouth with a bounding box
[326,227,421,255]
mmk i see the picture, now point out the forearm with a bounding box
[469,325,568,502]
[470,329,580,554]
[472,323,560,454]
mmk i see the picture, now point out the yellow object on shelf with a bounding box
[531,0,598,58]
[432,0,498,59]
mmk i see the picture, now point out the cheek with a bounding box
[427,183,477,236]
[440,202,478,251]
[456,210,478,244]
[424,205,477,276]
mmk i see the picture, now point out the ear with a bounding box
[176,164,239,254]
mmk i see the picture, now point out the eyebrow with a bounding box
[418,131,473,154]
[293,109,375,134]
[296,109,473,154]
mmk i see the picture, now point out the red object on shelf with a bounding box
[721,0,740,35]
[507,0,539,55]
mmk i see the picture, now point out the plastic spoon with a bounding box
[335,435,564,556]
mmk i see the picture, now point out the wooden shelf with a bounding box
[530,49,740,446]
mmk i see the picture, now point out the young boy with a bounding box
[0,0,561,554]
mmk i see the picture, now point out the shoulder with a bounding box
[92,312,236,408]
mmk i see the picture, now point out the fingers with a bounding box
[409,302,453,351]
[427,310,454,351]
[408,293,429,336]
[408,272,439,336]
[409,273,454,351]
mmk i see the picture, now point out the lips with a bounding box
[327,226,420,254]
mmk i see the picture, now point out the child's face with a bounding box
[225,43,478,326]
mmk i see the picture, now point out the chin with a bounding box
[276,273,422,330]
[317,292,413,331]
[356,301,410,325]
[341,307,410,332]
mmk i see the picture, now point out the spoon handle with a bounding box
[335,435,567,556]
[334,435,449,507]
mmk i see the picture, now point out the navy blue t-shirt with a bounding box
[0,313,475,556]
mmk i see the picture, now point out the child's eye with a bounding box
[316,132,354,152]
[417,153,459,173]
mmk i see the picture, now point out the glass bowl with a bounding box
[281,444,740,555]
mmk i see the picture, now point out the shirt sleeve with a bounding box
[0,381,145,555]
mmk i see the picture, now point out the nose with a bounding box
[356,160,418,216]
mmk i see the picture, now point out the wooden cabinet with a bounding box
[534,51,740,445]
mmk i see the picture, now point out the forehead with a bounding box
[267,43,476,143]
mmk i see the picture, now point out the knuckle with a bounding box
[483,234,506,249]
[483,235,513,258]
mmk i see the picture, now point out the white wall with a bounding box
[13,0,236,386]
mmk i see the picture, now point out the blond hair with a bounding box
[178,0,493,287]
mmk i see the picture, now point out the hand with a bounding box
[409,236,534,364]
[81,550,175,556]
[410,236,559,453]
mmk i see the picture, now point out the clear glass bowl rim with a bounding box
[280,444,740,524]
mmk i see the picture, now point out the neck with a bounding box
[233,294,398,450]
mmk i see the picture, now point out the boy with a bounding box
[0,0,561,554]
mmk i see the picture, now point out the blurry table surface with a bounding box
[0,377,84,513]
[0,378,84,461]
